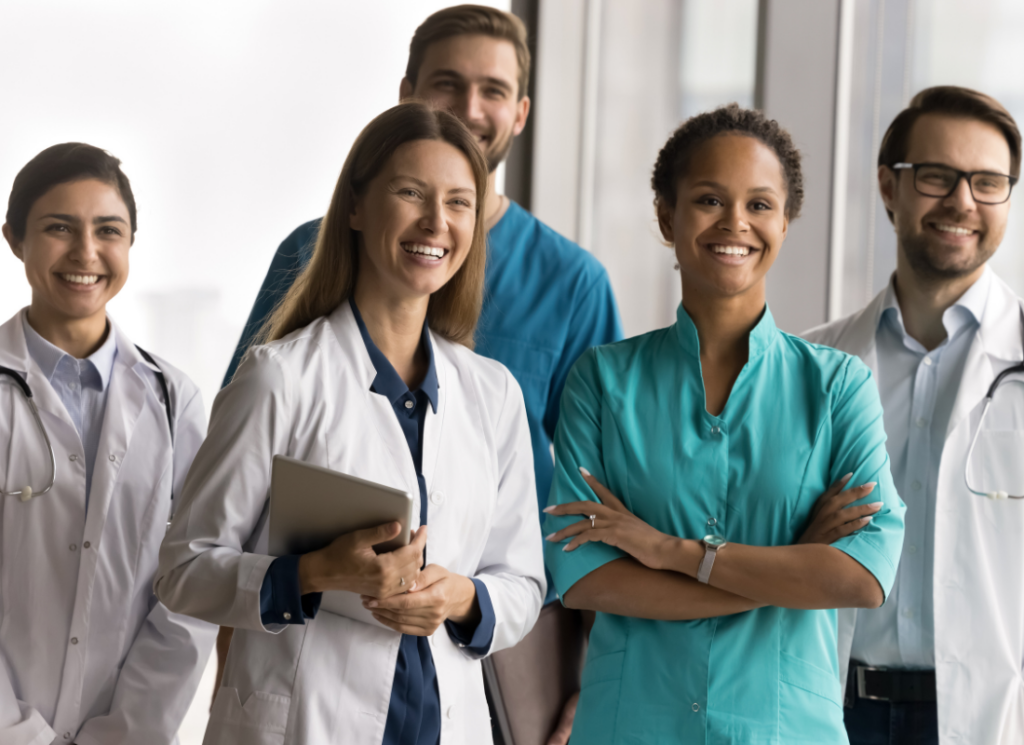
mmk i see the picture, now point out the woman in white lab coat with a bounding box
[0,143,216,745]
[155,103,545,745]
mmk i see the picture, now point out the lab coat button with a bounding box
[916,417,928,428]
[283,612,292,621]
[446,704,457,719]
[63,733,71,740]
[430,490,445,505]
[912,480,922,491]
[69,544,77,552]
[83,541,91,549]
[404,400,414,410]
[109,454,116,462]
[908,545,917,554]
[70,637,78,645]
[691,703,700,712]
[69,454,78,462]
[902,608,914,619]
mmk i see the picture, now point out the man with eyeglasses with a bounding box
[804,86,1024,744]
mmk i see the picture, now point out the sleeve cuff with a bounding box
[444,578,495,654]
[259,555,322,625]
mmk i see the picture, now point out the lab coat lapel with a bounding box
[945,273,1023,440]
[326,303,421,512]
[421,333,447,489]
[842,289,887,374]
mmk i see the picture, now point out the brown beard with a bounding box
[898,221,997,281]
[485,129,515,173]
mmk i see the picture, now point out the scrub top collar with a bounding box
[22,313,118,391]
[674,301,780,362]
[348,297,439,412]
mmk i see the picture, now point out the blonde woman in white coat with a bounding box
[0,144,216,745]
[155,103,545,745]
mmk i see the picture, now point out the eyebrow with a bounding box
[690,180,780,195]
[428,69,514,93]
[39,213,128,225]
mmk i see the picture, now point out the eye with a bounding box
[398,188,420,198]
[45,223,71,233]
[450,198,473,208]
[749,200,772,211]
[99,226,123,236]
[485,87,508,100]
[434,80,457,91]
[697,195,723,207]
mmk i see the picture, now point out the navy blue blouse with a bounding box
[259,299,495,745]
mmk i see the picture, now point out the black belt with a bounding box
[846,662,936,705]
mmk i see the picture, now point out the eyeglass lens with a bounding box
[914,164,1012,204]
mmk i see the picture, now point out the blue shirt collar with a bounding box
[674,302,779,361]
[22,314,117,390]
[349,298,438,412]
[880,268,990,344]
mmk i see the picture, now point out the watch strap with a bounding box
[697,544,718,584]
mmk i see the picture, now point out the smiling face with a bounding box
[401,34,529,172]
[880,113,1012,283]
[658,134,789,304]
[3,178,131,333]
[350,138,478,306]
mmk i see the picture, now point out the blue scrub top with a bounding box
[226,202,623,602]
[543,304,906,744]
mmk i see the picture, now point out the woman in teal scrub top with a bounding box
[543,105,906,744]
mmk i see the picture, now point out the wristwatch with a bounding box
[697,534,727,584]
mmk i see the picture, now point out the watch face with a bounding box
[703,534,727,547]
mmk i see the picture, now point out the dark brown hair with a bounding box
[878,86,1021,221]
[259,102,489,349]
[406,4,530,99]
[5,143,137,242]
[651,103,804,219]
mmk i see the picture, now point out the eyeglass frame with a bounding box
[891,162,1018,205]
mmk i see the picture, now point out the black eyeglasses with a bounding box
[892,162,1017,205]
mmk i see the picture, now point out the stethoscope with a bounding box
[0,346,172,502]
[964,309,1024,500]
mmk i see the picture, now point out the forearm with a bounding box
[665,540,883,610]
[562,558,764,620]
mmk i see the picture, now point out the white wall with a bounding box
[0,2,507,741]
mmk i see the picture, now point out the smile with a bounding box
[930,223,976,236]
[58,273,101,285]
[709,244,751,257]
[402,243,448,260]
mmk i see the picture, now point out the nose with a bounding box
[69,230,101,264]
[454,86,485,125]
[418,197,449,236]
[716,202,750,233]
[943,174,977,213]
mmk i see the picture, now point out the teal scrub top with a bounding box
[544,304,905,745]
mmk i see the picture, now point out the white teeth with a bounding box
[59,274,100,285]
[402,244,446,259]
[933,224,974,236]
[710,245,750,256]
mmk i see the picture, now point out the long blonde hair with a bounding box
[258,102,489,348]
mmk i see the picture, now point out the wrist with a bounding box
[447,575,479,624]
[670,539,705,578]
[298,553,321,595]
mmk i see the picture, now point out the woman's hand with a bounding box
[543,467,679,571]
[362,564,479,636]
[298,523,427,599]
[797,474,881,545]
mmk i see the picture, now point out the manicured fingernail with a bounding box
[545,532,558,541]
[366,600,378,608]
[860,482,877,489]
[579,466,592,478]
[868,501,883,509]
[841,473,854,481]
[543,506,557,513]
[562,544,574,552]
[409,582,417,591]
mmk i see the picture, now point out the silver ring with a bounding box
[399,577,406,587]
[589,514,597,529]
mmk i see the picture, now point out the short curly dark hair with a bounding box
[651,103,804,219]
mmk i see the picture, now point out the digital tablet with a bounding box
[268,455,414,628]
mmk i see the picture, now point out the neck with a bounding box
[25,304,108,359]
[352,281,429,388]
[681,280,765,363]
[484,170,508,230]
[893,253,985,351]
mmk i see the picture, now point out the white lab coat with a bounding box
[155,302,545,745]
[804,271,1024,744]
[0,310,217,745]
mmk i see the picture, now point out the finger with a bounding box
[835,482,878,508]
[370,610,434,635]
[348,521,402,549]
[579,467,628,512]
[545,518,601,544]
[838,501,883,523]
[562,528,612,553]
[543,501,613,518]
[408,564,446,592]
[369,611,426,635]
[827,514,874,542]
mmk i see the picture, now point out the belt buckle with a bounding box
[856,665,888,701]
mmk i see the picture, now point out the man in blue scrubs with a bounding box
[218,6,622,743]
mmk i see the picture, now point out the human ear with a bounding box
[399,77,415,102]
[656,199,675,245]
[878,165,898,214]
[2,224,24,261]
[513,95,531,136]
[349,193,365,232]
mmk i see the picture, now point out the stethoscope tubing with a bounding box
[0,368,57,500]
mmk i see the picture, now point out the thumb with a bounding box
[352,521,401,548]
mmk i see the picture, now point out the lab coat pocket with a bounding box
[204,687,290,745]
